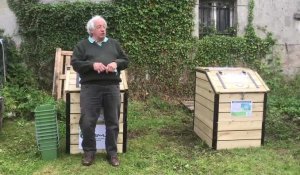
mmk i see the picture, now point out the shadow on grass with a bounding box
[158,117,209,150]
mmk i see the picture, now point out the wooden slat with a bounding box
[70,104,80,114]
[194,101,214,129]
[59,74,66,80]
[195,93,214,111]
[70,93,80,103]
[70,123,124,135]
[69,113,124,124]
[194,125,212,147]
[61,51,73,56]
[70,133,123,144]
[70,102,126,114]
[216,140,261,150]
[52,48,61,97]
[196,72,208,81]
[196,78,214,92]
[194,117,213,138]
[195,85,215,102]
[120,70,128,90]
[219,93,265,103]
[218,120,263,131]
[70,114,80,124]
[218,111,263,122]
[65,55,71,69]
[217,130,262,140]
[70,144,123,154]
[214,87,269,93]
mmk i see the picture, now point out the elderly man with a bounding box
[71,15,129,166]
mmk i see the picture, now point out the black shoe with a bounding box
[82,152,95,166]
[107,155,120,167]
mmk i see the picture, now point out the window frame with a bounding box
[199,0,236,36]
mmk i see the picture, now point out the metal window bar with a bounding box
[199,1,234,35]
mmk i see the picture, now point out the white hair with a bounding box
[86,15,107,36]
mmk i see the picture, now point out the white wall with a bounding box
[0,0,21,45]
[253,0,300,76]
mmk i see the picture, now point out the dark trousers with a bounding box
[80,84,120,156]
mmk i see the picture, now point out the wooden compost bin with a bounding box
[194,67,269,150]
[64,66,128,154]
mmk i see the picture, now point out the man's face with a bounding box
[91,18,107,42]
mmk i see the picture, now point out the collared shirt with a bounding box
[88,36,109,46]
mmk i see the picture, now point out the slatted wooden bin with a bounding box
[52,48,128,154]
[52,48,73,101]
[65,66,128,154]
[194,67,270,150]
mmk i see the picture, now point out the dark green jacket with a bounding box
[71,38,129,85]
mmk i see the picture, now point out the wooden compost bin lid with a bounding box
[64,66,128,92]
[195,67,270,94]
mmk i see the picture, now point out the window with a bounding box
[199,0,235,35]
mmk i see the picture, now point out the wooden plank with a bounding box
[70,123,124,135]
[216,139,261,150]
[121,92,124,102]
[70,104,80,114]
[218,112,263,122]
[194,101,214,129]
[59,74,66,80]
[52,48,62,97]
[64,69,70,93]
[195,94,214,111]
[70,113,124,124]
[196,78,213,92]
[70,93,80,103]
[70,133,123,144]
[218,120,263,131]
[214,87,268,93]
[194,117,213,138]
[119,112,124,123]
[206,71,223,93]
[218,102,264,113]
[70,102,125,113]
[194,125,212,147]
[195,85,215,102]
[219,93,265,103]
[70,114,80,124]
[196,72,208,81]
[181,100,194,112]
[70,144,123,154]
[65,55,71,69]
[217,130,262,140]
[120,70,128,90]
[61,51,73,56]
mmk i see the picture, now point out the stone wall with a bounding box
[237,0,300,76]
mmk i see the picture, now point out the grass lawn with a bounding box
[0,98,299,175]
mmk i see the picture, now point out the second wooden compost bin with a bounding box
[194,67,270,150]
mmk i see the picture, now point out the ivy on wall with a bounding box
[6,0,274,99]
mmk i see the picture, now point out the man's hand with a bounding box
[93,62,106,73]
[106,62,117,73]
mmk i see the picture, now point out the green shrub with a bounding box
[0,84,55,120]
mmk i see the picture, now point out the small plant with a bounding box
[0,84,55,120]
